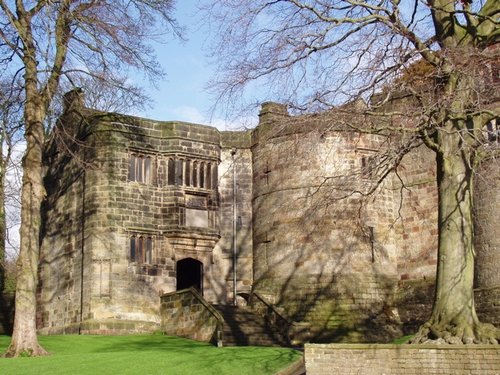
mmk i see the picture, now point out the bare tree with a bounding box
[205,0,499,344]
[0,0,179,357]
[0,81,23,294]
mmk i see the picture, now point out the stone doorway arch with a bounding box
[176,258,203,294]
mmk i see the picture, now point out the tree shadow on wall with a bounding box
[242,127,436,344]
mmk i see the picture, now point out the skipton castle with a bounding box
[37,89,499,342]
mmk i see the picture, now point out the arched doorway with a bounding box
[176,258,203,293]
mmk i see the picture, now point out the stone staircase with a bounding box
[214,304,288,347]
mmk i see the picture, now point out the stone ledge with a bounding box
[305,343,500,350]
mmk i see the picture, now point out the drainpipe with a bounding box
[231,148,237,306]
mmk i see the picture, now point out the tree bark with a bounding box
[4,121,47,357]
[411,126,499,344]
[0,138,4,294]
[4,66,48,356]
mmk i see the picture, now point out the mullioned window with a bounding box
[130,235,153,264]
[166,156,217,190]
[129,154,152,184]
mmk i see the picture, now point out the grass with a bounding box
[0,334,302,375]
[391,335,414,344]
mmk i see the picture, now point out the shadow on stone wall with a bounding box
[0,292,14,335]
[248,187,409,343]
[243,125,440,343]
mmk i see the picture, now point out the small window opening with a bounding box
[185,160,191,186]
[130,235,154,264]
[199,162,205,188]
[192,162,198,187]
[206,163,212,189]
[361,155,376,179]
[168,158,175,185]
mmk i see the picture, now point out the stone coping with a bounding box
[305,343,500,350]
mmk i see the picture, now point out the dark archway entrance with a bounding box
[176,258,203,293]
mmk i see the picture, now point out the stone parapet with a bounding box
[220,131,252,149]
[160,288,223,346]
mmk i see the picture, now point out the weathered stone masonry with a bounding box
[305,344,500,374]
[38,98,253,334]
[37,93,499,342]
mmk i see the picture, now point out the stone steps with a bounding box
[214,305,287,347]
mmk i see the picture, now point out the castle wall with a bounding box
[39,111,240,333]
[388,145,438,334]
[252,108,391,342]
[38,134,87,333]
[210,132,254,304]
[79,122,165,328]
[250,103,439,342]
[474,158,500,326]
[38,97,496,339]
[474,158,500,289]
[393,146,438,281]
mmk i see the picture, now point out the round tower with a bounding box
[474,158,500,288]
[473,157,500,326]
[251,104,402,342]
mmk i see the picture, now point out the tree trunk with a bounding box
[411,128,499,344]
[0,138,5,294]
[4,95,48,357]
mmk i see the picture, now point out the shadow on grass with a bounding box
[59,334,208,353]
[0,335,301,375]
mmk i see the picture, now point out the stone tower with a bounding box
[37,94,253,333]
[250,103,438,341]
[473,156,500,327]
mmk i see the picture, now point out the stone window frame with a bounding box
[129,234,154,265]
[360,155,376,179]
[166,155,218,190]
[485,117,499,143]
[128,152,153,184]
[357,147,379,180]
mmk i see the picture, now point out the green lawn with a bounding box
[0,334,301,375]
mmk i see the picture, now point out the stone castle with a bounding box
[37,89,499,342]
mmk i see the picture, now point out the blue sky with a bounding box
[7,2,241,259]
[135,1,245,130]
[137,2,209,121]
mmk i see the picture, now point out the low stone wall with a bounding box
[305,343,500,375]
[160,288,223,346]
